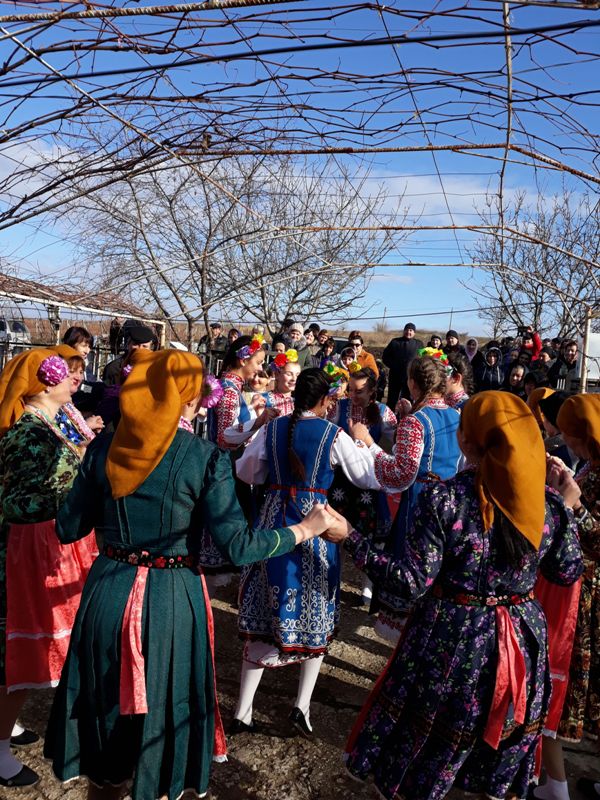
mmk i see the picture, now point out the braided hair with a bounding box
[408,355,448,411]
[447,352,475,396]
[349,367,381,427]
[287,368,333,481]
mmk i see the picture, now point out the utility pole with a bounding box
[580,307,592,394]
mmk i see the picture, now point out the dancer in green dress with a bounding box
[44,349,336,800]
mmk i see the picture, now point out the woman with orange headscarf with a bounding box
[44,348,336,800]
[327,391,583,800]
[534,393,600,800]
[0,348,98,788]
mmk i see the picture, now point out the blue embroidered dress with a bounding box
[236,412,378,665]
[371,398,461,635]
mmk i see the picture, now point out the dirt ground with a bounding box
[14,557,598,800]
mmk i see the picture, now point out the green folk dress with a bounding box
[44,429,295,800]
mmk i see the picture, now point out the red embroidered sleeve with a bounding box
[216,387,241,449]
[374,415,424,490]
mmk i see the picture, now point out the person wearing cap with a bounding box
[44,349,339,800]
[443,329,464,356]
[329,391,583,800]
[0,349,98,788]
[382,322,424,410]
[102,325,156,386]
[534,394,600,800]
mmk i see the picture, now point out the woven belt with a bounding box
[268,484,328,495]
[432,585,534,607]
[103,544,195,569]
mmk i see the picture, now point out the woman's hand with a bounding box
[253,407,279,429]
[395,398,412,420]
[321,505,353,544]
[251,393,267,413]
[87,415,105,433]
[291,503,331,543]
[349,420,373,447]
[547,467,582,510]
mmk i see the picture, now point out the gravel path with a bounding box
[14,558,597,800]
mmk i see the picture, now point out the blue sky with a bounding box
[0,0,598,335]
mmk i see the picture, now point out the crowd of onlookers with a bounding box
[381,322,580,409]
[103,316,581,417]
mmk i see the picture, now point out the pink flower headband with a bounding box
[37,355,69,386]
[200,374,224,409]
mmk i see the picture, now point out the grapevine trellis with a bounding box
[0,0,598,340]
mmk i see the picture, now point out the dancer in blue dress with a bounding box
[351,350,461,641]
[232,368,379,737]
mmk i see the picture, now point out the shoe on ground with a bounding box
[289,707,313,739]
[0,764,40,788]
[577,778,600,799]
[10,729,40,748]
[229,718,259,735]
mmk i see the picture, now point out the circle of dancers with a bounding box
[0,325,597,800]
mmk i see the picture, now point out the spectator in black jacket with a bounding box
[476,346,504,391]
[102,325,156,385]
[382,322,423,410]
[443,329,465,356]
[547,339,579,388]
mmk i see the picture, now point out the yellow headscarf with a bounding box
[557,393,600,468]
[527,386,555,427]
[51,344,81,360]
[0,348,61,436]
[106,349,203,498]
[461,391,547,549]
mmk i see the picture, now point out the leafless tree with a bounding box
[466,191,600,338]
[64,156,407,345]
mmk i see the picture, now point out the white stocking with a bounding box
[294,656,324,730]
[533,776,570,800]
[0,739,21,780]
[233,660,264,725]
[11,722,24,737]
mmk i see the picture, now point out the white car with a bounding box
[0,318,31,350]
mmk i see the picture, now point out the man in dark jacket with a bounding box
[382,322,423,409]
[547,339,579,389]
[102,324,156,385]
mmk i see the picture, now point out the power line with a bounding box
[2,17,600,90]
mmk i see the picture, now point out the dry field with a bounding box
[16,557,596,800]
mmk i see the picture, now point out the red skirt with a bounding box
[5,520,97,691]
[535,573,581,736]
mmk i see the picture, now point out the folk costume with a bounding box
[203,365,259,573]
[0,350,97,692]
[232,400,379,737]
[236,412,379,665]
[262,392,294,416]
[556,394,600,743]
[44,350,303,800]
[344,392,584,800]
[328,396,397,543]
[367,395,461,639]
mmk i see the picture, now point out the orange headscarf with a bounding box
[527,386,555,427]
[106,349,203,498]
[461,391,547,549]
[557,393,600,468]
[51,344,80,360]
[0,348,61,436]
